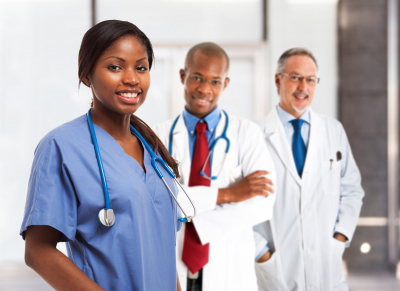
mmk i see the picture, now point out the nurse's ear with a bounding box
[82,75,92,87]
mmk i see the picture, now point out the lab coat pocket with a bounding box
[331,238,345,286]
[322,160,341,196]
[255,252,289,291]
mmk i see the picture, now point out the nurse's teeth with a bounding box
[120,92,138,98]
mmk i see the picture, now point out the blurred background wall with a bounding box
[338,0,391,271]
[0,0,399,286]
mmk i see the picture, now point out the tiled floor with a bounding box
[0,263,399,291]
[347,271,400,291]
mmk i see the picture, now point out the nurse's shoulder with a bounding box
[34,115,90,156]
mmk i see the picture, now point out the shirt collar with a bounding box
[183,106,221,136]
[276,104,310,126]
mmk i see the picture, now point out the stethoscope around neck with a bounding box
[87,109,196,227]
[168,110,230,180]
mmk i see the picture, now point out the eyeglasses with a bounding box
[279,73,320,85]
[188,75,224,88]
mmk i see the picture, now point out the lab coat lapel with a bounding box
[171,113,191,185]
[210,112,227,187]
[264,108,302,186]
[302,108,325,175]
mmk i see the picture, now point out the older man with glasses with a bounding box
[254,48,364,291]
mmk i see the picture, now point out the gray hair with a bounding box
[276,48,318,74]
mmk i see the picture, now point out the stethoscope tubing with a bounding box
[87,109,196,225]
[130,124,196,222]
[169,110,230,181]
[87,109,111,210]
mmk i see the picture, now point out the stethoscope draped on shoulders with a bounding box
[86,109,196,227]
[168,110,231,180]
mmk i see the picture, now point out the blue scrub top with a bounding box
[20,115,182,291]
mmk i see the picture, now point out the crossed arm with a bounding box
[217,170,274,204]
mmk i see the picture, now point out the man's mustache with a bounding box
[293,91,309,98]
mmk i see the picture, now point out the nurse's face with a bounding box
[88,35,150,115]
[180,52,230,119]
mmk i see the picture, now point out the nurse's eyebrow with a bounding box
[136,57,147,63]
[102,56,126,62]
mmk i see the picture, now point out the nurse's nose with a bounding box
[122,68,139,86]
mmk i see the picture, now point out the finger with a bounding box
[244,170,270,180]
[248,177,273,186]
[250,183,275,194]
[250,189,270,197]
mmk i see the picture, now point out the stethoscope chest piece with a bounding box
[99,208,115,227]
[87,108,196,226]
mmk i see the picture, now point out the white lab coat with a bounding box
[153,111,276,291]
[254,107,364,291]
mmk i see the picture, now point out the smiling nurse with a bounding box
[20,20,183,291]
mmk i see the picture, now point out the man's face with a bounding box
[275,55,318,118]
[180,52,230,119]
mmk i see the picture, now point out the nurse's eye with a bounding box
[136,66,148,72]
[108,65,122,72]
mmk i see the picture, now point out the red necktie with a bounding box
[181,121,210,274]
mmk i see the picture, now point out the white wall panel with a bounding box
[0,0,91,263]
[97,0,262,44]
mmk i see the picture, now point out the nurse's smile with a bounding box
[116,89,142,104]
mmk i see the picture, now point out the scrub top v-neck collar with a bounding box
[91,121,155,192]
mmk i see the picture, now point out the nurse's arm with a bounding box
[25,225,105,291]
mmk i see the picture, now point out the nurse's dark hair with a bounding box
[78,20,180,177]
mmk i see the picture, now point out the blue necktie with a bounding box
[290,119,306,177]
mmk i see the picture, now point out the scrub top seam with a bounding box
[75,230,88,272]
